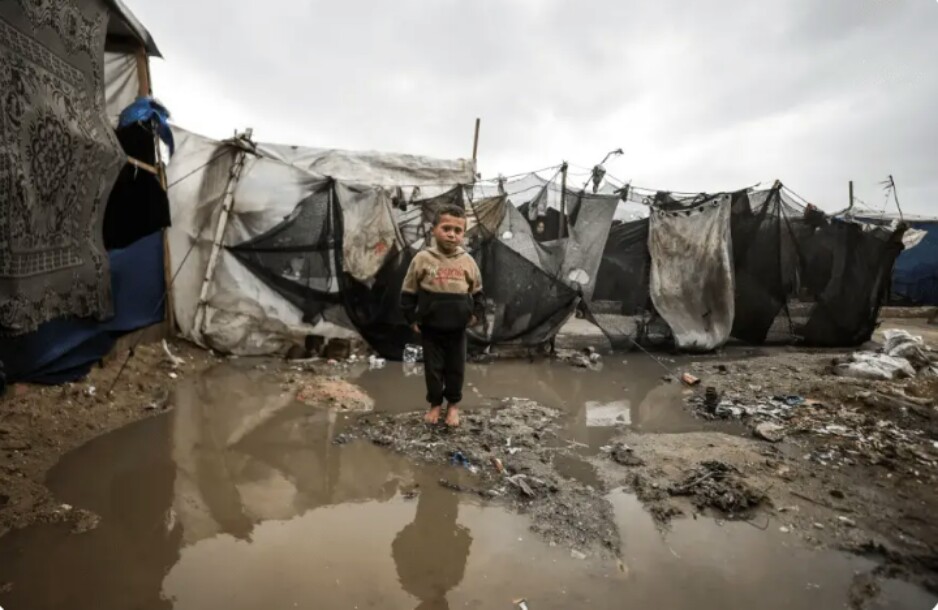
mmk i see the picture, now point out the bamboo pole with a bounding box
[472,118,481,171]
[559,162,568,239]
[191,131,253,343]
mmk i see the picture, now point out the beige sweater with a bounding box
[401,245,484,330]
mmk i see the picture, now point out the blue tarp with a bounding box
[893,221,938,305]
[118,97,174,155]
[0,232,166,384]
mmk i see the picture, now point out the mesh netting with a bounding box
[337,245,417,360]
[731,185,906,346]
[229,183,341,322]
[226,178,908,358]
[586,218,654,349]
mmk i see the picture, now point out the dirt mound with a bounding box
[668,460,767,518]
[296,377,374,411]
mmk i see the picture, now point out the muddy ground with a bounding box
[344,398,622,559]
[595,320,938,602]
[1,318,936,608]
[0,339,219,536]
[342,319,938,604]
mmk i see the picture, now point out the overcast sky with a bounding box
[128,0,937,215]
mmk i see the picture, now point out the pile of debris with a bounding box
[553,347,603,369]
[668,460,767,518]
[686,330,938,475]
[344,398,620,556]
[832,330,938,381]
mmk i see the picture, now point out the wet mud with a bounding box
[0,348,936,609]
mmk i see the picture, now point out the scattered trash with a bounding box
[838,516,857,528]
[507,474,536,498]
[813,523,825,530]
[402,344,423,363]
[704,386,720,413]
[779,526,791,534]
[168,372,178,380]
[450,451,479,474]
[669,460,766,517]
[681,373,701,386]
[832,329,937,380]
[491,457,505,474]
[754,422,786,443]
[883,329,935,371]
[368,355,386,369]
[348,398,621,555]
[611,443,645,467]
[513,598,529,610]
[85,386,97,397]
[832,352,916,381]
[162,339,184,368]
[554,348,602,370]
[570,549,588,560]
[777,395,805,407]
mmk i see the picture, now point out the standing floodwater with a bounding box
[0,362,934,610]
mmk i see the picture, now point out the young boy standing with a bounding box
[401,205,484,427]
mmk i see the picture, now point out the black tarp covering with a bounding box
[730,185,906,346]
[593,219,650,313]
[226,179,907,358]
[229,182,342,323]
[103,122,171,250]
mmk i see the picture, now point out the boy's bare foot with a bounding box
[445,405,460,428]
[425,406,442,425]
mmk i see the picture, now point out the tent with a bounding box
[166,127,476,355]
[0,0,167,383]
[167,131,911,360]
[854,214,937,306]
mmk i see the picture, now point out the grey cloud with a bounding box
[128,0,938,213]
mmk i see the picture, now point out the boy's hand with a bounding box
[469,315,478,327]
[411,323,420,334]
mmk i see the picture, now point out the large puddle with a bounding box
[1,360,935,609]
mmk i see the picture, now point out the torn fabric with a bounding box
[649,195,735,351]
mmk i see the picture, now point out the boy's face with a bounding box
[433,213,466,253]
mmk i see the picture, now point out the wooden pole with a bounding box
[191,131,252,343]
[471,118,481,169]
[135,46,150,96]
[889,175,905,221]
[136,45,175,335]
[848,180,854,217]
[559,161,568,239]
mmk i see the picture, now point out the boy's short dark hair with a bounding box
[432,204,466,227]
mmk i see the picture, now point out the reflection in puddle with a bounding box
[0,363,934,610]
[585,400,632,427]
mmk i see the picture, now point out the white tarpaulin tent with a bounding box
[103,0,161,124]
[166,126,474,355]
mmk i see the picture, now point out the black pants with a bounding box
[421,328,466,406]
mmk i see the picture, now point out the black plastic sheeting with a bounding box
[730,185,906,347]
[593,219,650,313]
[230,183,342,323]
[586,186,906,350]
[228,180,908,359]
